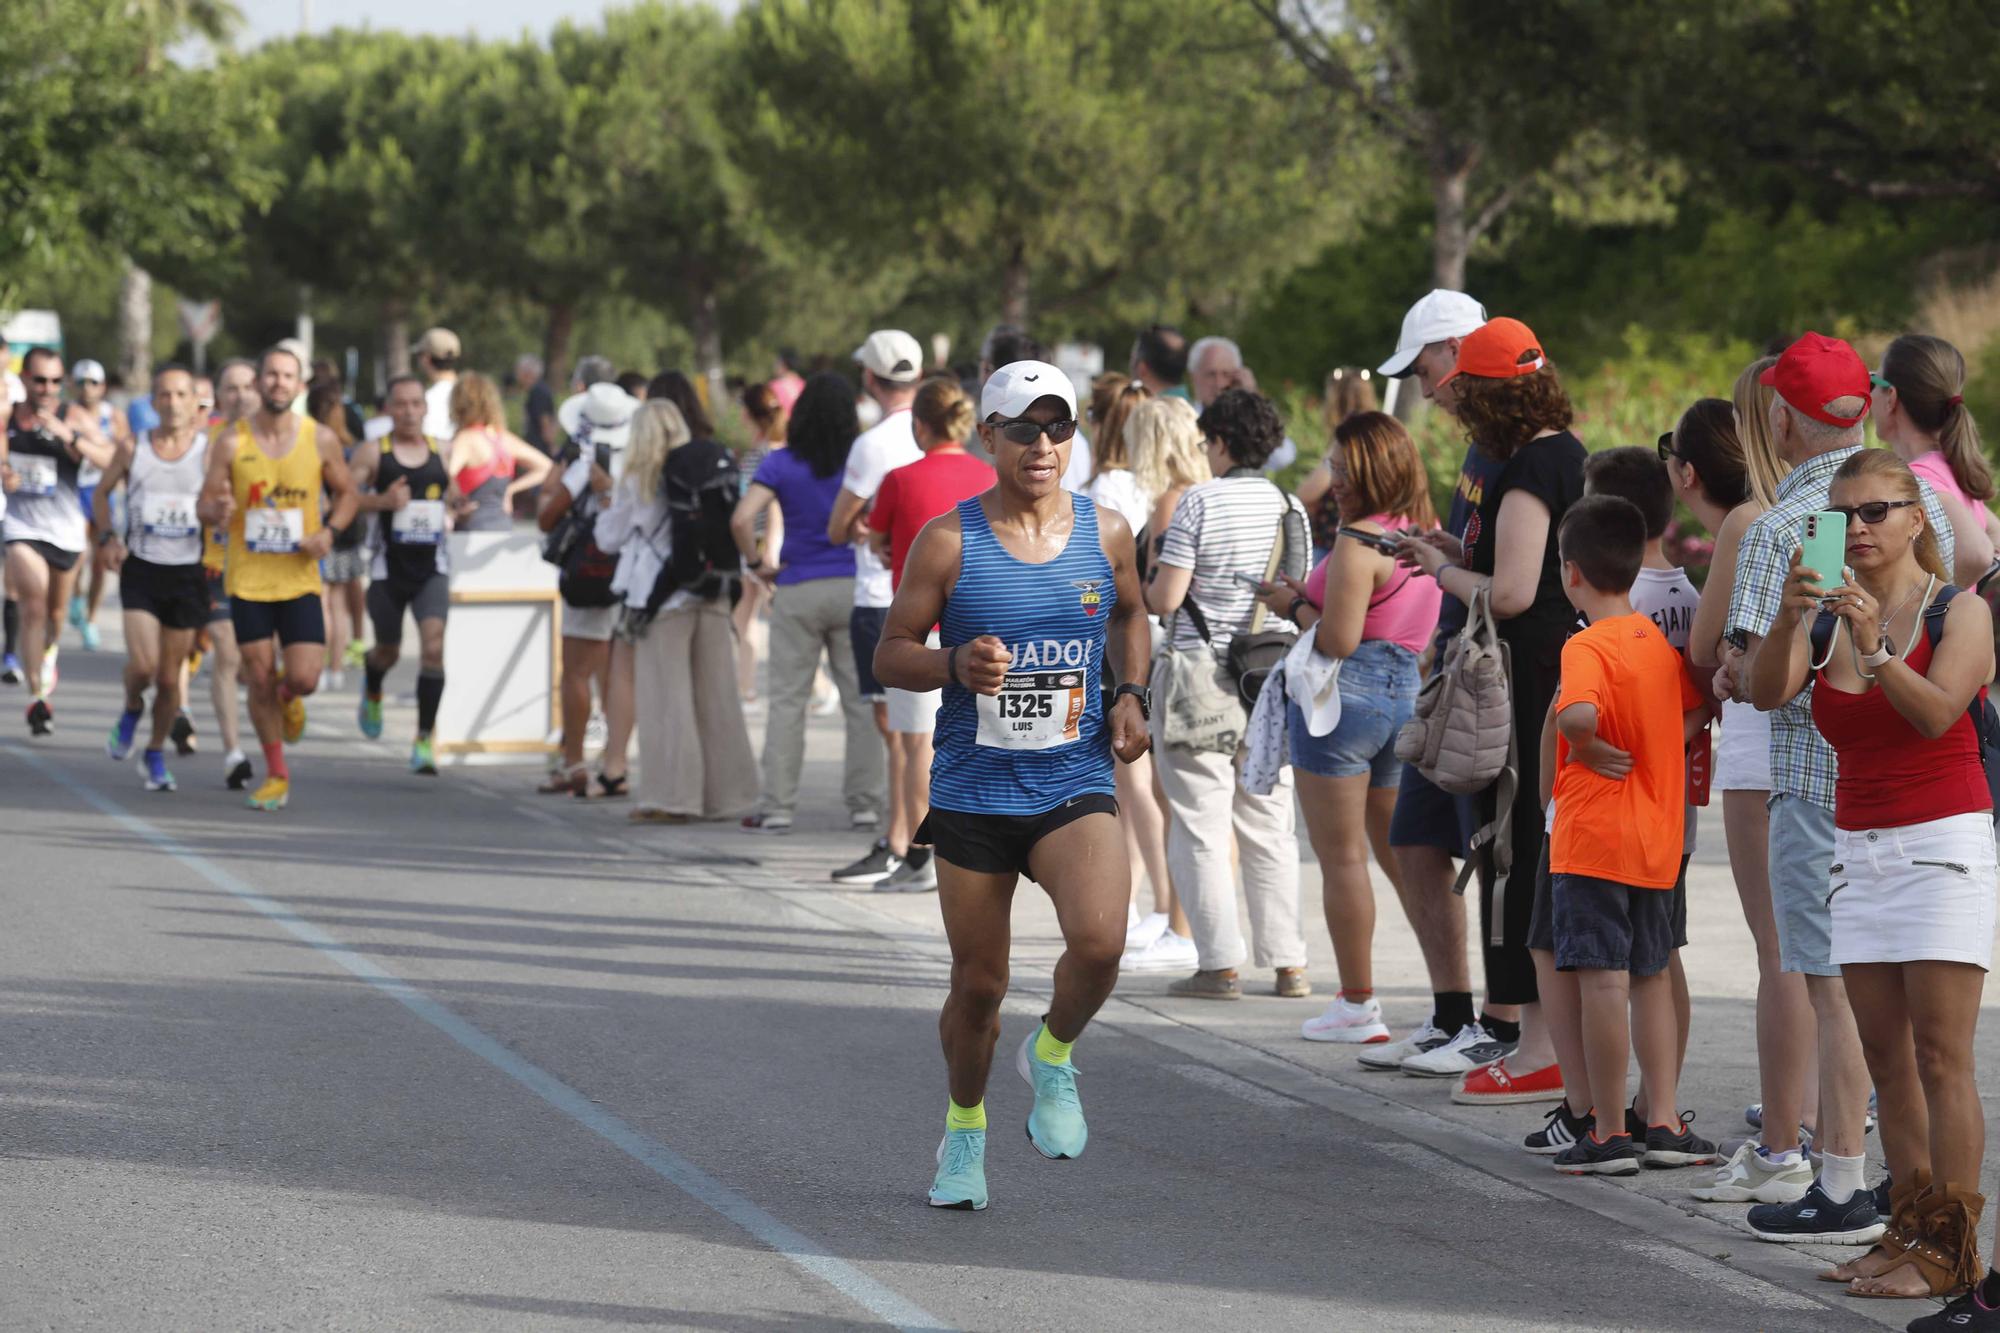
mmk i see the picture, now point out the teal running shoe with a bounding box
[358,694,383,740]
[107,708,142,760]
[410,736,437,775]
[927,1129,988,1210]
[1016,1029,1087,1160]
[79,621,101,652]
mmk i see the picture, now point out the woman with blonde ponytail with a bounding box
[1875,333,2000,587]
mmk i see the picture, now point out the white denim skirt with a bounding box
[1829,811,1999,969]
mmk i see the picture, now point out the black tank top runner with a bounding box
[373,436,451,585]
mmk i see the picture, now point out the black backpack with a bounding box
[644,440,742,614]
[1810,584,2000,812]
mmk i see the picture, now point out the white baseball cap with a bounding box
[853,329,924,383]
[72,358,106,383]
[980,359,1078,421]
[1377,290,1488,378]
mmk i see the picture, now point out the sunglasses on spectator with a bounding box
[29,376,62,386]
[1871,372,1894,395]
[988,416,1078,446]
[1656,431,1681,463]
[1830,499,1918,525]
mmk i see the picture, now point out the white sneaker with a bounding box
[1120,930,1197,974]
[1300,994,1390,1044]
[1125,911,1169,952]
[1401,1022,1514,1078]
[1357,1020,1450,1070]
[1691,1140,1813,1203]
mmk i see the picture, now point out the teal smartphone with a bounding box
[1798,510,1848,596]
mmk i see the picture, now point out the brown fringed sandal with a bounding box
[1822,1170,1926,1284]
[1849,1183,1984,1299]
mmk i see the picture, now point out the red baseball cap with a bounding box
[1437,317,1546,386]
[1759,332,1871,427]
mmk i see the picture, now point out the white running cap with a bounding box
[1378,290,1488,378]
[71,358,106,383]
[852,329,924,383]
[980,360,1078,421]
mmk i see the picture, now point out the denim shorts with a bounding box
[1768,793,1838,977]
[1287,638,1418,787]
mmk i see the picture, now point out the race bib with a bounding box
[12,454,57,497]
[975,670,1088,751]
[139,492,199,540]
[244,506,304,554]
[391,499,447,545]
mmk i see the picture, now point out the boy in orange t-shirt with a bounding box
[1547,495,1706,1176]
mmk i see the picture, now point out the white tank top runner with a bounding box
[127,430,210,566]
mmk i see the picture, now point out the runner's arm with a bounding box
[65,405,116,470]
[92,436,135,534]
[1100,508,1152,763]
[317,428,360,536]
[196,428,238,526]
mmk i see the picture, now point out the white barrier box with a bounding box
[435,528,560,765]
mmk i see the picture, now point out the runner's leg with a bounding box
[1029,813,1130,1042]
[415,614,446,740]
[5,545,52,697]
[938,859,1018,1108]
[149,627,195,751]
[121,610,160,717]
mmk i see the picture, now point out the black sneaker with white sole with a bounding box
[1525,1102,1593,1156]
[831,838,900,885]
[171,711,197,756]
[1908,1288,2000,1332]
[1554,1132,1641,1176]
[1644,1113,1719,1168]
[26,698,52,736]
[1745,1181,1885,1244]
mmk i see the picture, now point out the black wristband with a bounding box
[1286,595,1310,623]
[947,643,963,688]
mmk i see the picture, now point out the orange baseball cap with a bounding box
[1437,317,1547,386]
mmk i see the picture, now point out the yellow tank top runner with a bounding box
[226,416,324,602]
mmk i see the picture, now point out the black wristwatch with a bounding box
[1113,682,1151,719]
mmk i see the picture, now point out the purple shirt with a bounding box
[751,447,855,586]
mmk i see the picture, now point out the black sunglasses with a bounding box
[989,416,1078,446]
[29,375,62,386]
[1830,499,1919,525]
[1656,431,1681,463]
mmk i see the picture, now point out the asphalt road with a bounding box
[0,637,1934,1331]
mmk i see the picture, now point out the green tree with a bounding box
[0,0,268,313]
[736,0,1345,336]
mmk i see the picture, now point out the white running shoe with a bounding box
[1357,1020,1450,1070]
[1125,910,1169,952]
[1300,994,1390,1044]
[1120,930,1197,974]
[1400,1022,1514,1078]
[1691,1140,1813,1204]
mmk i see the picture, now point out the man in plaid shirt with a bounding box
[1724,332,1954,1243]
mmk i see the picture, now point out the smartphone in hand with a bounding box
[1799,511,1848,597]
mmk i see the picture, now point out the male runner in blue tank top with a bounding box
[876,360,1152,1211]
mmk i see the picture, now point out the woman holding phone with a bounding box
[1751,448,1995,1301]
[1260,411,1441,1043]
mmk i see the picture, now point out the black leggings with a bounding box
[1475,633,1561,1007]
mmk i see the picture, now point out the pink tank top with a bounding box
[1302,514,1444,655]
[452,426,517,495]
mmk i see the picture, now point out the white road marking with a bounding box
[1166,1063,1301,1109]
[8,743,951,1333]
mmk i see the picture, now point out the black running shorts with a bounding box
[918,793,1120,883]
[119,556,209,631]
[231,592,326,647]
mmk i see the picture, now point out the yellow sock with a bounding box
[1033,1023,1073,1066]
[946,1099,986,1132]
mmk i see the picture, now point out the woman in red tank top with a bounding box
[1756,448,1995,1299]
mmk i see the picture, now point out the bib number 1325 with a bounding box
[975,671,1086,751]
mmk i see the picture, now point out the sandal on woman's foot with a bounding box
[1848,1183,1984,1299]
[1823,1171,1926,1283]
[587,772,628,800]
[539,765,587,796]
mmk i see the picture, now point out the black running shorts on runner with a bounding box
[119,556,209,631]
[366,573,450,646]
[5,537,80,574]
[231,592,326,647]
[919,794,1120,883]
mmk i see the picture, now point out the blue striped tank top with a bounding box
[931,492,1117,816]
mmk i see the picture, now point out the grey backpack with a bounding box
[1396,587,1518,903]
